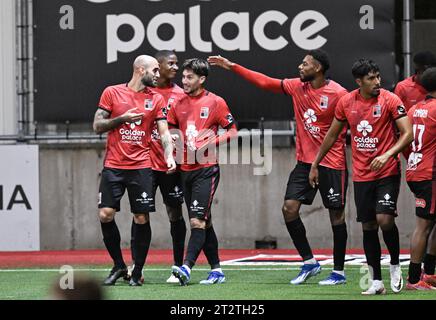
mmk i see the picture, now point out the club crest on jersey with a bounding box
[397,105,406,115]
[200,107,209,119]
[144,99,153,110]
[320,96,329,109]
[373,105,381,117]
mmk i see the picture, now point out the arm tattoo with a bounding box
[93,108,124,134]
[161,133,173,159]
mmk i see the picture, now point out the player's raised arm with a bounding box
[207,55,283,94]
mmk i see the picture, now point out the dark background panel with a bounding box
[34,0,395,123]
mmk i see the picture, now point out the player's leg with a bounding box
[375,175,402,293]
[98,168,128,285]
[318,166,348,285]
[158,171,186,271]
[423,223,436,286]
[284,163,320,284]
[126,168,155,286]
[407,216,434,290]
[410,180,436,287]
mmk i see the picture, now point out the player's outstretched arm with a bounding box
[157,119,176,173]
[93,107,144,134]
[309,118,346,188]
[208,55,283,94]
[370,115,413,171]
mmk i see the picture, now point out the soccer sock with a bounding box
[408,262,422,284]
[101,220,126,269]
[170,217,187,267]
[285,218,314,261]
[203,226,221,270]
[131,221,152,279]
[130,218,136,263]
[332,223,347,271]
[184,228,206,269]
[363,229,382,280]
[424,254,436,275]
[382,224,400,265]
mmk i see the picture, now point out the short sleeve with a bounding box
[388,93,407,120]
[166,100,178,127]
[98,87,113,113]
[281,78,299,96]
[334,95,347,122]
[154,94,167,121]
[215,97,235,129]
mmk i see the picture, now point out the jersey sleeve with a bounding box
[166,100,178,128]
[98,86,113,113]
[388,93,407,120]
[215,97,235,129]
[232,64,283,94]
[281,78,300,96]
[334,95,347,122]
[154,94,167,121]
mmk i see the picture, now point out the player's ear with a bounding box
[355,78,362,87]
[199,76,206,85]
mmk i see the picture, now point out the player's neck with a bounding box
[189,87,205,97]
[127,78,146,92]
[358,89,375,100]
[156,78,172,89]
[310,76,326,89]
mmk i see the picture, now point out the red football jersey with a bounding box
[98,83,166,169]
[167,90,235,171]
[282,78,348,169]
[394,76,427,111]
[150,84,185,171]
[406,97,436,181]
[335,89,407,182]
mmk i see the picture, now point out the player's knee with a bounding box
[166,205,183,222]
[190,218,206,229]
[133,213,150,224]
[329,209,345,226]
[282,202,299,222]
[362,220,378,231]
[377,215,395,231]
[98,208,115,223]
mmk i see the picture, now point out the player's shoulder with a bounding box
[172,83,185,94]
[204,90,228,106]
[381,89,402,102]
[327,79,347,93]
[339,89,358,103]
[103,83,126,93]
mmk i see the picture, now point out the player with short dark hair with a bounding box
[93,55,176,286]
[310,58,413,295]
[395,51,436,111]
[151,50,187,283]
[208,50,349,286]
[405,67,436,290]
[168,58,237,285]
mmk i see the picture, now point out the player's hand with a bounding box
[370,153,390,171]
[121,107,144,123]
[309,165,319,189]
[166,156,177,174]
[207,55,234,70]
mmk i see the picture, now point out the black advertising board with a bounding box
[33,0,396,123]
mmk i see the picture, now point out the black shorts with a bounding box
[152,170,184,207]
[407,180,436,220]
[98,167,155,213]
[284,162,348,210]
[181,165,220,220]
[353,175,400,223]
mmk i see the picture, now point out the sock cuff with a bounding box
[286,217,303,228]
[332,223,347,231]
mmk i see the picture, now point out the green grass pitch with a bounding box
[0,264,435,300]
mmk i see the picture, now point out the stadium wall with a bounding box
[39,144,416,251]
[0,0,17,135]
